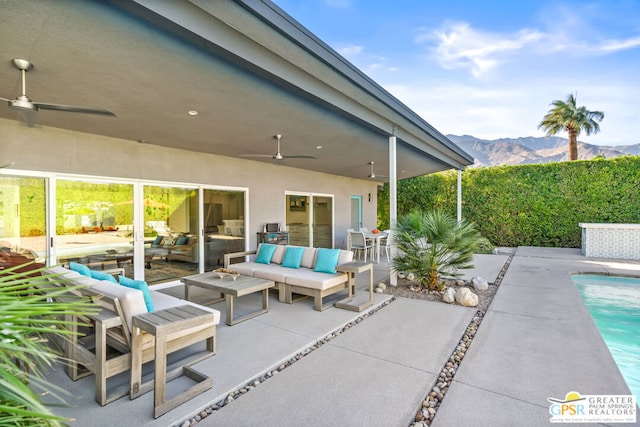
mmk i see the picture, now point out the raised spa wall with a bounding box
[579,223,640,261]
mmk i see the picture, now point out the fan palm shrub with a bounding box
[392,209,481,290]
[0,261,96,426]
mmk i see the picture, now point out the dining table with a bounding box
[363,231,388,264]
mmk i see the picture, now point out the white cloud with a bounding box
[595,36,640,53]
[337,44,363,57]
[419,22,543,77]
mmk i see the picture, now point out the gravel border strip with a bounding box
[410,253,514,426]
[175,298,396,427]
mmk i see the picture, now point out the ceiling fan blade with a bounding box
[34,102,116,116]
[239,154,274,158]
[283,155,317,159]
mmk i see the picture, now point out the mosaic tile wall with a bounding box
[582,227,640,260]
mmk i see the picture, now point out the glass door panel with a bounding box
[203,189,245,270]
[286,195,310,246]
[0,176,47,265]
[313,196,333,248]
[56,180,134,273]
[143,186,198,284]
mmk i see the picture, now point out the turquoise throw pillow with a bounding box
[314,248,341,274]
[119,276,155,312]
[175,236,189,246]
[90,269,118,283]
[255,244,277,264]
[69,261,91,277]
[282,247,305,269]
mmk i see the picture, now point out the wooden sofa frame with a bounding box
[57,285,216,406]
[224,249,354,311]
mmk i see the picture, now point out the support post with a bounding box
[457,169,462,222]
[389,136,397,286]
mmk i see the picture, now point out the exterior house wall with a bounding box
[0,119,378,249]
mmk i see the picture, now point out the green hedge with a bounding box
[378,156,640,248]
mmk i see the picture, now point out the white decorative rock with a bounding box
[406,272,416,281]
[375,288,384,293]
[398,272,406,279]
[455,287,478,307]
[442,287,456,303]
[455,279,465,287]
[471,276,489,291]
[377,282,387,291]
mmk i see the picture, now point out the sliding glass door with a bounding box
[55,179,134,273]
[143,186,198,284]
[0,175,47,263]
[203,189,245,271]
[286,193,333,248]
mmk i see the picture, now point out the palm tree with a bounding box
[538,93,604,161]
[392,209,481,290]
[0,260,96,426]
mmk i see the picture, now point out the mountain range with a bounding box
[447,134,640,167]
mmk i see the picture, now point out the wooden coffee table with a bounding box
[181,272,275,326]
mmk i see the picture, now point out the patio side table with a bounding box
[130,305,215,418]
[334,262,374,312]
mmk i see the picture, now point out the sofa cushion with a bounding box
[228,262,255,277]
[44,266,95,288]
[152,235,164,246]
[285,269,348,290]
[255,243,277,264]
[91,280,147,333]
[69,261,91,277]
[301,247,316,269]
[249,263,288,283]
[119,276,155,312]
[314,248,341,274]
[175,236,189,246]
[90,269,118,283]
[337,249,354,266]
[282,246,305,269]
[271,245,286,264]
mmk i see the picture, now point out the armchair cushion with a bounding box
[90,269,118,283]
[69,261,91,277]
[119,276,154,312]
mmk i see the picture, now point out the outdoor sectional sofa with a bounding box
[43,265,220,406]
[224,244,354,311]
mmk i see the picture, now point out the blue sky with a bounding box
[272,0,640,146]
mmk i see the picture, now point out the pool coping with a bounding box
[432,246,640,426]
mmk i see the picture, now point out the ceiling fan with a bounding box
[240,134,317,161]
[0,58,116,127]
[368,161,388,179]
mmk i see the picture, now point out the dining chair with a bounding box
[381,230,392,262]
[348,231,372,262]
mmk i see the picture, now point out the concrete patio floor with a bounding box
[43,248,639,426]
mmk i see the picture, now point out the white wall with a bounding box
[0,118,378,249]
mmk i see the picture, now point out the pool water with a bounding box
[573,274,640,398]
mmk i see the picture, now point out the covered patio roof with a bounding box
[0,0,473,181]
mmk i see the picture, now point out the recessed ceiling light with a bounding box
[316,145,323,149]
[188,110,198,116]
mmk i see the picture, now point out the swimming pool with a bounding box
[573,274,640,398]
